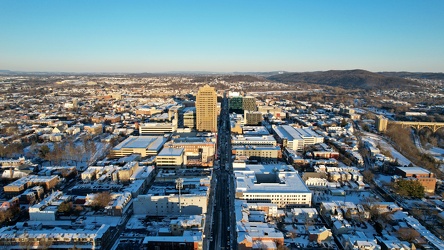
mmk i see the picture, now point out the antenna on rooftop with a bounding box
[176,178,184,215]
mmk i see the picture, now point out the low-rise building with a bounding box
[117,161,139,183]
[341,232,381,250]
[84,123,103,134]
[273,125,324,151]
[139,122,177,135]
[305,177,328,187]
[163,137,215,167]
[308,226,332,243]
[29,191,68,221]
[133,170,210,216]
[395,167,437,193]
[182,107,196,129]
[105,192,132,216]
[110,136,167,158]
[231,145,281,161]
[235,200,284,250]
[234,163,312,208]
[156,148,184,169]
[133,192,207,216]
[3,175,60,198]
[142,230,203,250]
[0,224,113,249]
[231,135,277,147]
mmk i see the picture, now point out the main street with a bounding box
[210,92,235,250]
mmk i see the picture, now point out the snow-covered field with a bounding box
[375,174,392,185]
[362,132,412,166]
[429,147,444,155]
[312,190,376,204]
[365,107,395,118]
[26,138,111,170]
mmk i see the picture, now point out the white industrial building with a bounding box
[132,170,210,216]
[110,136,167,158]
[231,135,277,147]
[133,193,208,216]
[234,163,312,208]
[273,125,324,151]
[139,121,177,135]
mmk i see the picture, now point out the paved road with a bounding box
[210,93,235,250]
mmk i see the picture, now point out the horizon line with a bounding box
[1,69,444,75]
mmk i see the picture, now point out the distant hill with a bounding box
[0,70,14,75]
[190,74,265,83]
[219,75,265,82]
[378,71,444,80]
[233,71,287,77]
[267,69,421,90]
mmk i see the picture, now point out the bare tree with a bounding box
[91,192,112,210]
[397,228,420,242]
[362,170,374,183]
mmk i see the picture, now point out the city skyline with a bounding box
[1,0,444,73]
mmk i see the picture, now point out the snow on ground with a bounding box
[284,236,311,248]
[126,215,147,230]
[429,147,444,155]
[362,132,412,166]
[412,133,444,168]
[365,107,395,118]
[375,174,392,185]
[88,141,111,164]
[331,191,374,204]
[37,139,111,171]
[312,190,376,204]
[384,147,411,166]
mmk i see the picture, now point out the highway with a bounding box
[209,92,235,250]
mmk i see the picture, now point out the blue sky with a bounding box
[1,0,443,72]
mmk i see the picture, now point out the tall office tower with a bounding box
[242,96,257,112]
[229,96,243,113]
[196,84,217,132]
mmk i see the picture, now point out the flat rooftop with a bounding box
[143,231,202,243]
[173,137,211,143]
[235,163,310,193]
[397,167,431,175]
[158,147,184,156]
[274,125,321,140]
[242,126,270,136]
[232,145,280,151]
[140,122,174,127]
[113,136,166,151]
[232,135,276,142]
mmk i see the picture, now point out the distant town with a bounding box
[1,73,444,250]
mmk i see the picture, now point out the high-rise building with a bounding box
[244,110,263,125]
[229,96,257,114]
[229,96,243,113]
[242,96,257,112]
[196,85,217,132]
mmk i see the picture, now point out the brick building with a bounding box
[395,167,436,193]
